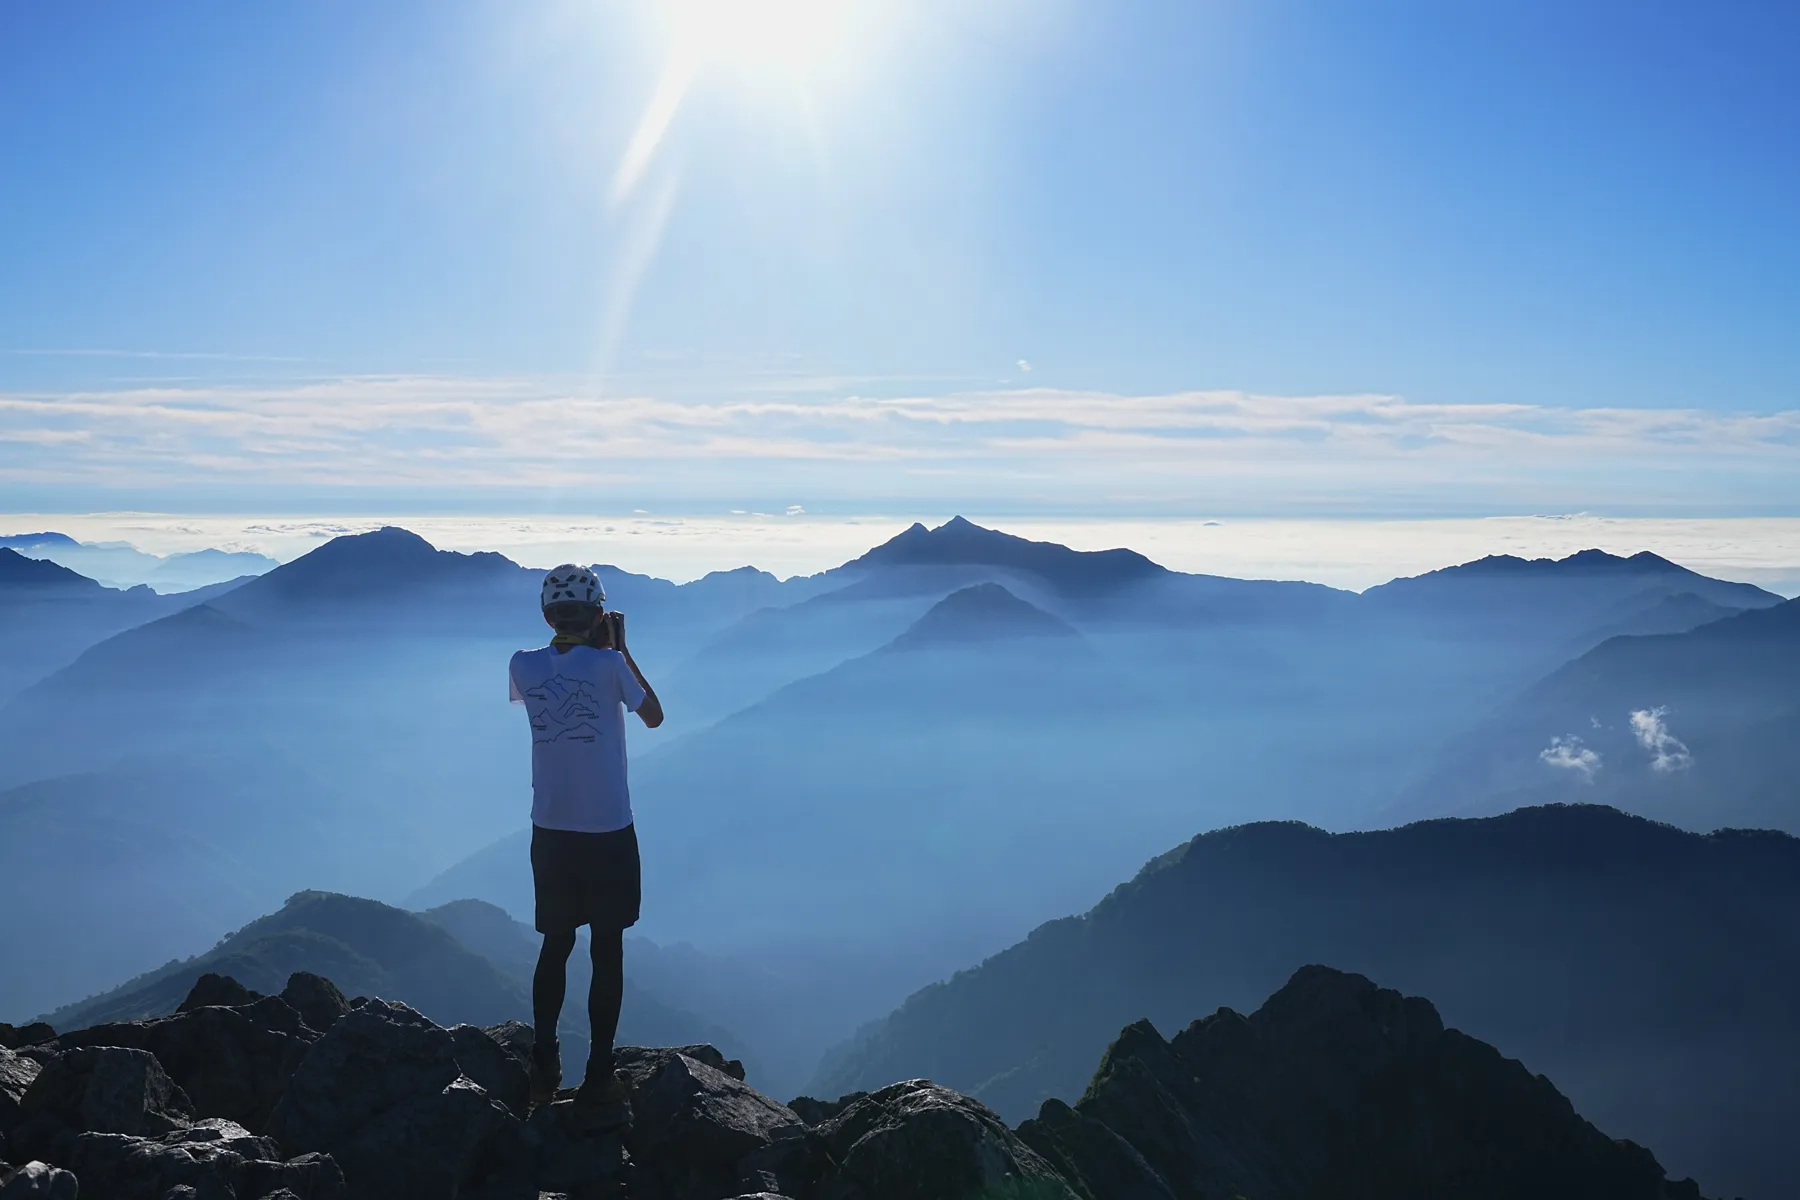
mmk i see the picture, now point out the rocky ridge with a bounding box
[1,966,1712,1200]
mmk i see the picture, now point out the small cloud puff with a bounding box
[1630,707,1693,772]
[1540,735,1601,782]
[1016,359,1032,373]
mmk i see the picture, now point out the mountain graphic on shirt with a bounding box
[523,675,604,744]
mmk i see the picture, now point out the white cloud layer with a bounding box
[3,375,1799,510]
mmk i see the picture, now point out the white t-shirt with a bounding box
[508,644,647,833]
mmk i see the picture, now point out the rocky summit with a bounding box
[0,966,1713,1200]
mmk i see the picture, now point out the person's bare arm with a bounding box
[607,611,664,728]
[623,649,663,729]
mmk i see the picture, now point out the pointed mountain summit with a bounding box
[224,526,524,609]
[846,517,1166,596]
[886,582,1080,651]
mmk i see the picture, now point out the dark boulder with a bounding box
[478,1022,533,1072]
[48,997,315,1132]
[67,1118,344,1200]
[179,974,263,1013]
[448,1026,529,1120]
[620,1049,808,1200]
[20,1045,193,1138]
[616,1044,749,1086]
[814,1080,1076,1200]
[0,1029,53,1055]
[267,1000,528,1200]
[0,1050,40,1136]
[523,1100,630,1196]
[0,1160,78,1200]
[279,975,350,1036]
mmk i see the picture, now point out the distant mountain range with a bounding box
[813,802,1800,1200]
[6,516,1799,1157]
[0,548,250,704]
[0,531,277,591]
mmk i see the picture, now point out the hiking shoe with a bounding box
[529,1041,562,1107]
[573,1067,629,1112]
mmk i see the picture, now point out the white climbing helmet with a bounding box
[540,564,604,610]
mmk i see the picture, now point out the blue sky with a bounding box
[2,0,1797,515]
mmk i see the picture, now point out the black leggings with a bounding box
[533,925,623,1072]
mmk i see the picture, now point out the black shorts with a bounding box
[530,823,641,934]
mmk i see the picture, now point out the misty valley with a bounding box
[3,519,1797,1200]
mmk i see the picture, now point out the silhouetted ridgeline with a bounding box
[1,965,1713,1200]
[40,890,746,1086]
[815,804,1799,1200]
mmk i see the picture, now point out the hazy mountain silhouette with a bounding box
[0,553,250,703]
[42,890,745,1082]
[884,582,1080,649]
[1392,597,1800,830]
[46,891,528,1031]
[0,531,80,549]
[211,526,529,627]
[0,532,274,590]
[0,547,103,592]
[1566,590,1743,652]
[813,803,1797,1199]
[844,516,1167,597]
[143,547,279,591]
[1365,549,1778,629]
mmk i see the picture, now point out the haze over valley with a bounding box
[7,4,1799,1196]
[6,517,1800,1196]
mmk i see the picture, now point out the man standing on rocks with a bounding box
[509,565,664,1111]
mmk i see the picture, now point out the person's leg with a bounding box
[587,924,625,1076]
[533,929,577,1062]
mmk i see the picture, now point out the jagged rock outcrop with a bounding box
[1,964,1716,1200]
[67,1119,343,1200]
[280,975,350,1038]
[0,1048,40,1136]
[0,1159,78,1200]
[46,994,315,1130]
[1017,965,1709,1200]
[267,1000,530,1200]
[0,1029,54,1054]
[814,1080,1076,1200]
[616,1046,808,1199]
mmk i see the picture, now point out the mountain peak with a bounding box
[0,547,102,592]
[886,582,1080,651]
[1437,548,1690,578]
[233,526,522,606]
[848,518,1165,595]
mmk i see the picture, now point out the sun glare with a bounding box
[660,0,850,78]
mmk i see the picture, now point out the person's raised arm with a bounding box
[608,611,664,729]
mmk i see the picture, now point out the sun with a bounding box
[659,0,850,79]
